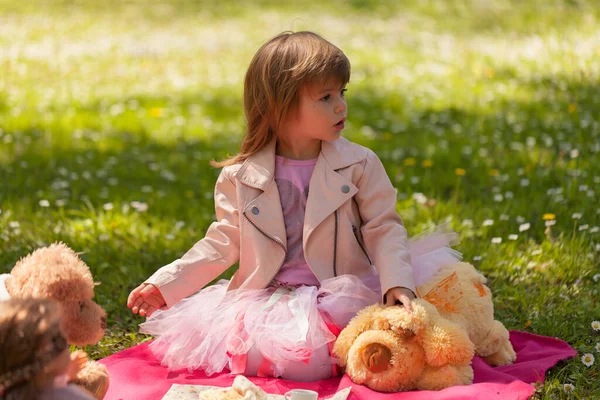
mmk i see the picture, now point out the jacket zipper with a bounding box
[352,225,373,265]
[333,210,338,277]
[243,212,287,285]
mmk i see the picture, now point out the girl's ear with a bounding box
[332,304,383,367]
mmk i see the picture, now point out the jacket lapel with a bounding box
[233,136,369,250]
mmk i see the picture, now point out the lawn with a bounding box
[1,0,599,398]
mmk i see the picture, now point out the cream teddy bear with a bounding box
[333,261,516,392]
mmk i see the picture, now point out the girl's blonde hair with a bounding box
[211,31,350,168]
[0,298,68,399]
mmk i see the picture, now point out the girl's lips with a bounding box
[334,118,346,130]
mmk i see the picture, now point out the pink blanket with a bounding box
[99,331,575,400]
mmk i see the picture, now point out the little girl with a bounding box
[128,31,461,381]
[0,298,95,399]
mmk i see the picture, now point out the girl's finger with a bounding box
[130,296,145,313]
[139,284,156,297]
[145,305,157,317]
[400,295,413,313]
[138,302,151,317]
[127,284,145,308]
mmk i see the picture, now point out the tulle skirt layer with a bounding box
[140,224,462,377]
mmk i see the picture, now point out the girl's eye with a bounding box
[321,89,347,101]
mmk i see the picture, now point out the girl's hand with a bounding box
[66,350,88,380]
[127,283,166,317]
[384,286,416,313]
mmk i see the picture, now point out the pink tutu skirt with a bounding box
[139,224,461,379]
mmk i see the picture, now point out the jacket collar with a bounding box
[234,136,367,190]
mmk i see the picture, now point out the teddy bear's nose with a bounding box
[100,315,107,330]
[361,343,392,373]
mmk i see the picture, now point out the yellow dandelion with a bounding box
[455,168,466,176]
[383,132,393,141]
[524,320,532,329]
[484,67,494,78]
[404,158,416,166]
[542,213,556,220]
[568,103,577,114]
[150,107,163,118]
[185,190,194,198]
[488,169,500,177]
[422,159,433,168]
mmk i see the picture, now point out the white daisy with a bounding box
[563,383,575,393]
[491,237,502,244]
[483,219,494,227]
[572,213,582,220]
[39,200,50,207]
[592,321,600,331]
[581,353,594,367]
[508,234,519,240]
[519,223,531,232]
[595,343,600,353]
[103,203,114,211]
[593,274,600,282]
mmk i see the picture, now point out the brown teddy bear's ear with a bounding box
[332,304,384,367]
[418,302,474,367]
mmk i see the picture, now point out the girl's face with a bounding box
[282,79,348,146]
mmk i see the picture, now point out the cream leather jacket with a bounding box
[146,137,415,308]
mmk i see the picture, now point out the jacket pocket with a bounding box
[352,225,372,265]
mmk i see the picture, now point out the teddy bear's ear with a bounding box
[332,304,384,367]
[418,302,474,367]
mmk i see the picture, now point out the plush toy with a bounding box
[0,243,110,399]
[333,262,516,392]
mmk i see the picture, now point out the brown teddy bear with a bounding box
[333,261,516,392]
[0,243,110,399]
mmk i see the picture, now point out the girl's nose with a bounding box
[335,99,347,115]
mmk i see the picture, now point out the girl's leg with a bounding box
[279,344,332,382]
[236,343,333,381]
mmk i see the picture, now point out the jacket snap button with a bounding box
[251,206,260,215]
[341,185,350,193]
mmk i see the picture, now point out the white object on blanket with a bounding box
[161,383,351,400]
[232,375,268,400]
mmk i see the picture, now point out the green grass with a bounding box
[1,0,599,398]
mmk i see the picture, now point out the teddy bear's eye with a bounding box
[79,301,85,311]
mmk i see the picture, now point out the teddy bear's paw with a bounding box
[483,339,517,366]
[72,361,110,399]
[360,342,392,373]
[476,320,516,366]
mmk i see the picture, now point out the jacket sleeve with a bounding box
[145,167,241,308]
[354,150,416,301]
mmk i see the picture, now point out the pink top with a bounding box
[272,155,320,286]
